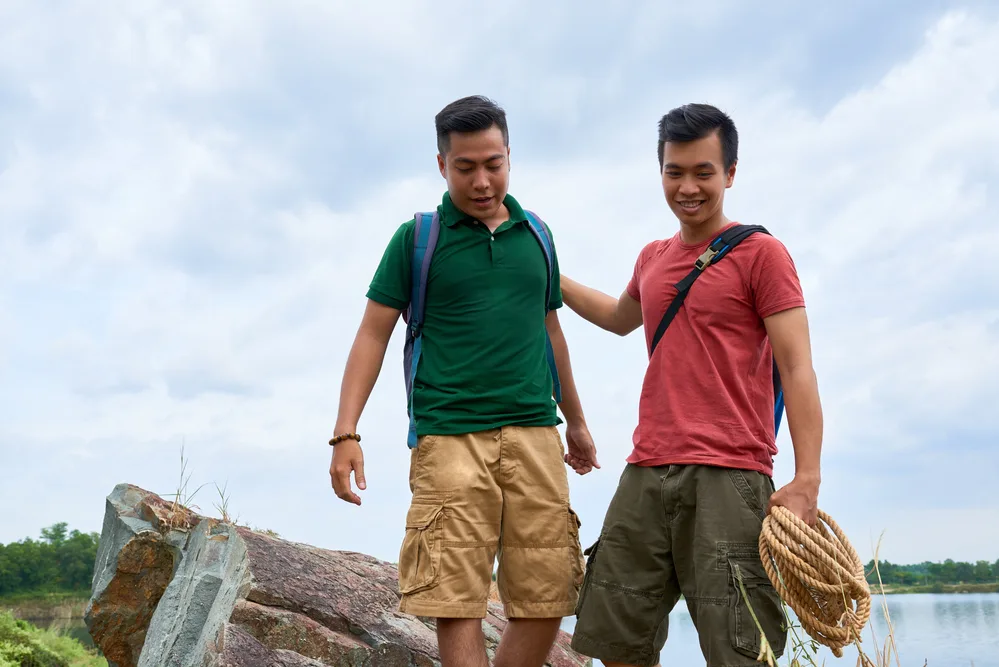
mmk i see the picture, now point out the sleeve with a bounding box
[750,236,806,319]
[626,242,654,302]
[365,220,414,310]
[543,221,562,311]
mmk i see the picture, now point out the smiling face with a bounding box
[437,124,510,225]
[661,129,736,236]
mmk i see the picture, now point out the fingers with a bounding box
[331,458,362,506]
[354,457,366,491]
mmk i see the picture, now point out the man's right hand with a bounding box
[330,439,366,506]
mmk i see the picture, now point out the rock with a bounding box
[85,484,591,667]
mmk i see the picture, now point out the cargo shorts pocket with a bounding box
[398,497,446,595]
[727,559,787,660]
[567,507,585,592]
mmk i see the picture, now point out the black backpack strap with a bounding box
[648,225,770,357]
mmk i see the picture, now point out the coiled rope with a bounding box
[759,506,872,658]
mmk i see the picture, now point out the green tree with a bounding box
[954,561,974,583]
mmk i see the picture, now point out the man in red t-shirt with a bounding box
[563,104,824,667]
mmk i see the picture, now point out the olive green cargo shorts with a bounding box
[570,464,788,667]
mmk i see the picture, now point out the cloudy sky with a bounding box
[2,0,998,570]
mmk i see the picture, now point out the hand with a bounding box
[768,474,820,527]
[563,423,600,475]
[330,439,366,506]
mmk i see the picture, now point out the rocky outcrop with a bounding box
[85,484,590,667]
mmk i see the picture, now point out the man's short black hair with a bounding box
[435,95,509,155]
[657,103,738,171]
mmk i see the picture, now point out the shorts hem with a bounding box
[569,630,660,667]
[503,600,576,619]
[398,598,487,619]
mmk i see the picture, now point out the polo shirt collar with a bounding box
[439,191,528,228]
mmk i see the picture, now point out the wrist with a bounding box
[329,429,361,447]
[793,470,821,486]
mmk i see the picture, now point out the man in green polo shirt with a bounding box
[328,95,599,667]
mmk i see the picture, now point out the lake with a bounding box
[561,593,999,667]
[28,593,999,666]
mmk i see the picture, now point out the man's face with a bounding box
[438,125,510,220]
[661,130,736,229]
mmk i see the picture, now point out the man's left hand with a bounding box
[564,423,600,475]
[768,474,820,527]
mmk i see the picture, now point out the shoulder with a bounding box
[634,236,674,272]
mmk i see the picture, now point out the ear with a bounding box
[725,160,737,188]
[437,153,446,179]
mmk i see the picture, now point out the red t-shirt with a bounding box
[625,222,805,477]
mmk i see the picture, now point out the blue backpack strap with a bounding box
[523,210,562,404]
[403,211,440,448]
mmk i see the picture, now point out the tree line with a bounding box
[0,523,99,597]
[865,558,999,586]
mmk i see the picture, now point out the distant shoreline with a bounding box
[0,591,90,621]
[873,582,999,595]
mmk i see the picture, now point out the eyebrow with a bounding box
[664,162,716,170]
[454,154,506,165]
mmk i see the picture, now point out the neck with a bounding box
[678,211,730,246]
[459,202,509,232]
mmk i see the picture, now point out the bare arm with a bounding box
[561,275,643,336]
[546,310,599,474]
[330,299,402,505]
[764,306,823,524]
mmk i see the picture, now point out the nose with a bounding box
[472,168,489,190]
[678,177,699,197]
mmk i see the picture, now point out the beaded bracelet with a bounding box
[329,432,361,446]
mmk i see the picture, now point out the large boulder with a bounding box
[85,484,591,667]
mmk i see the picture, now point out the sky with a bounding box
[2,0,998,570]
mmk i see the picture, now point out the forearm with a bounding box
[782,365,823,481]
[561,276,629,335]
[548,319,586,426]
[334,329,392,434]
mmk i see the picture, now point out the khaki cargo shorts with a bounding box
[397,425,585,619]
[570,463,788,667]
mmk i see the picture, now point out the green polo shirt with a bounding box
[366,191,563,437]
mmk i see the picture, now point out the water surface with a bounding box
[562,593,999,666]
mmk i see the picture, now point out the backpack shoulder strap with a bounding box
[523,210,555,311]
[649,224,770,356]
[406,211,441,332]
[523,210,562,404]
[403,211,440,448]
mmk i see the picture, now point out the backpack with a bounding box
[401,210,563,448]
[648,224,786,436]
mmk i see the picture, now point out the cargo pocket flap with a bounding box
[405,500,444,529]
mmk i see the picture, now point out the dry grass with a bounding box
[161,443,241,529]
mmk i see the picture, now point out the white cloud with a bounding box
[1,3,997,572]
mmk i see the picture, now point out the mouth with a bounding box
[471,196,494,207]
[677,200,705,213]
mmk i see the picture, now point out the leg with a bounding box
[437,618,488,667]
[492,426,583,666]
[570,463,681,667]
[492,618,561,667]
[670,465,788,666]
[397,431,502,627]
